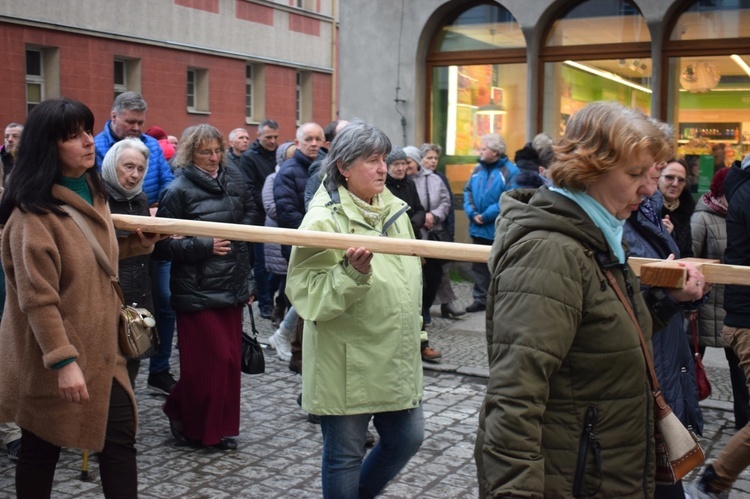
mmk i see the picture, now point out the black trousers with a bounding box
[16,379,137,498]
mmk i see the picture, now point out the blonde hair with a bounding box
[549,102,673,191]
[172,124,226,169]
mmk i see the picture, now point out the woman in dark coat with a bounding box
[155,124,257,450]
[623,189,704,498]
[102,138,154,387]
[385,147,425,237]
[658,158,695,258]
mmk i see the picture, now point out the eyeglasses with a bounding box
[196,148,223,157]
[662,174,686,185]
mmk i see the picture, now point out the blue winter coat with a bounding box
[463,157,518,240]
[274,149,315,260]
[94,122,174,205]
[623,192,703,435]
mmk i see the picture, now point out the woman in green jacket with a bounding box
[475,102,708,498]
[286,120,423,498]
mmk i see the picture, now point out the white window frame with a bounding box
[187,67,210,114]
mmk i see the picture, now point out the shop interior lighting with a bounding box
[731,54,750,78]
[563,60,652,94]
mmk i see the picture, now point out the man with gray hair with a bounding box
[94,91,177,397]
[463,133,518,313]
[1,123,22,181]
[226,128,250,172]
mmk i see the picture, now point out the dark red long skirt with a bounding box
[163,305,242,446]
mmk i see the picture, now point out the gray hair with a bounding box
[296,122,323,141]
[481,133,506,156]
[228,128,248,142]
[531,133,554,153]
[172,124,226,169]
[323,120,391,191]
[101,138,150,199]
[112,91,148,114]
[419,143,442,157]
[4,123,23,130]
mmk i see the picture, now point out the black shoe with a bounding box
[169,418,199,447]
[6,438,20,461]
[214,437,238,451]
[441,303,466,319]
[365,430,376,448]
[148,371,177,396]
[465,301,486,313]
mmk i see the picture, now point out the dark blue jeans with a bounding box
[319,404,424,499]
[149,259,176,374]
[253,243,274,312]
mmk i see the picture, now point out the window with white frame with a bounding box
[114,59,128,97]
[26,49,44,114]
[246,65,254,121]
[296,71,302,124]
[187,68,210,113]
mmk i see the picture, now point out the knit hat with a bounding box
[158,139,175,160]
[402,146,422,166]
[742,153,750,170]
[146,126,168,141]
[710,167,729,197]
[386,146,407,166]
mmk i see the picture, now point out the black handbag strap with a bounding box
[245,303,260,339]
[61,205,126,306]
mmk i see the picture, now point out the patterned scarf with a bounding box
[701,192,728,216]
[347,190,385,229]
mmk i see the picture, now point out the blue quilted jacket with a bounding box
[94,122,174,205]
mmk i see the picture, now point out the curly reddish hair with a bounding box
[549,102,674,191]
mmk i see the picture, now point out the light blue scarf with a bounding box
[550,186,626,264]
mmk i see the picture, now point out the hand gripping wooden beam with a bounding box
[112,215,750,288]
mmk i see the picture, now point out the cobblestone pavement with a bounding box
[0,282,748,497]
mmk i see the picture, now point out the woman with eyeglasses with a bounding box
[154,124,257,451]
[658,159,695,258]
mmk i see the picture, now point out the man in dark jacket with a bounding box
[691,154,750,497]
[1,123,22,181]
[238,119,279,318]
[274,122,325,250]
[225,128,250,172]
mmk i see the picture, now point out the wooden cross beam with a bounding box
[112,214,750,287]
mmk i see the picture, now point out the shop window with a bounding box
[665,0,750,195]
[427,3,526,203]
[540,0,651,137]
[187,68,209,113]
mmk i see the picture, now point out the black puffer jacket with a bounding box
[385,174,426,238]
[660,187,695,259]
[106,185,153,312]
[155,164,257,312]
[239,139,277,225]
[724,164,750,326]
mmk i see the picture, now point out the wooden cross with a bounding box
[112,214,750,288]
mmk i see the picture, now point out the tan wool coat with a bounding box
[0,184,136,451]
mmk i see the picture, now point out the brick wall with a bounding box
[0,23,332,144]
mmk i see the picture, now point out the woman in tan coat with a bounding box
[0,98,149,498]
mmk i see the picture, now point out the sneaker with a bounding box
[465,301,486,313]
[6,438,20,461]
[148,371,177,396]
[268,327,292,362]
[421,346,442,362]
